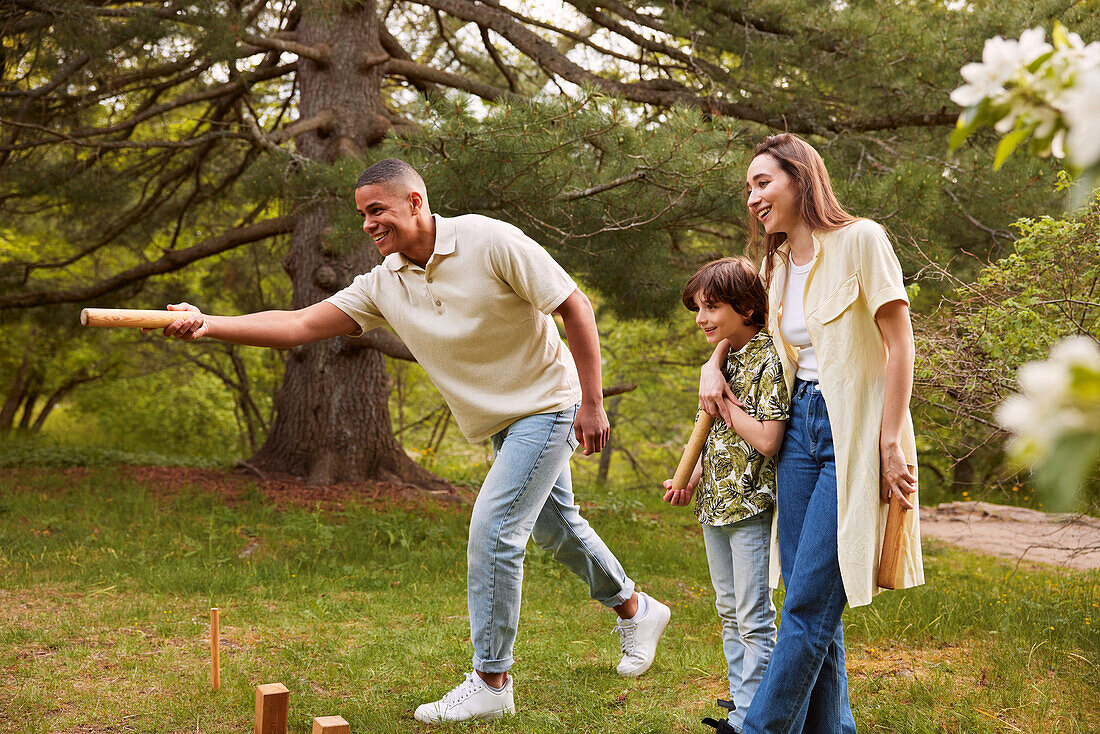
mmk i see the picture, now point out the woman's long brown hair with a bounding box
[747,134,858,286]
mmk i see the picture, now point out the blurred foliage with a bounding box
[914,184,1100,510]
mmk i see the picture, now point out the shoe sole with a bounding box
[413,706,514,723]
[617,603,671,677]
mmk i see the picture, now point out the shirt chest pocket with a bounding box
[808,273,859,325]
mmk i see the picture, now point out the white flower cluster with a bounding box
[951,26,1100,170]
[996,337,1100,464]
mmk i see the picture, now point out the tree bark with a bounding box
[1,333,36,434]
[249,0,444,488]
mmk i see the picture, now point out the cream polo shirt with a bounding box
[326,213,582,443]
[766,218,924,608]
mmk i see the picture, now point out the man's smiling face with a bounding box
[355,183,420,259]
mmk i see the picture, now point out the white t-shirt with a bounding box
[780,258,819,381]
[326,214,582,442]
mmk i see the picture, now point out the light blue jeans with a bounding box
[701,509,777,732]
[743,379,856,734]
[468,405,635,673]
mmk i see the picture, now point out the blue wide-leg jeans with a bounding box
[467,405,635,674]
[743,380,857,734]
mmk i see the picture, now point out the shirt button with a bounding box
[435,300,441,306]
[426,277,433,283]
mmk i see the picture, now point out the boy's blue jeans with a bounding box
[468,405,635,673]
[743,379,857,734]
[701,509,777,731]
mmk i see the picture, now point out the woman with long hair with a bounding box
[699,133,923,733]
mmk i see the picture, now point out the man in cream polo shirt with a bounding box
[158,159,669,723]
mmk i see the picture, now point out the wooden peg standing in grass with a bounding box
[312,715,350,734]
[255,683,289,734]
[210,607,220,692]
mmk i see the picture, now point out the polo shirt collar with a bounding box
[384,214,457,271]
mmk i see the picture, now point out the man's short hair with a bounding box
[355,158,426,193]
[681,256,767,327]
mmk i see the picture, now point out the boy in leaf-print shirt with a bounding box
[662,257,789,734]
[695,327,789,525]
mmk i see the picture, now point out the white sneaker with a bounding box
[614,592,671,677]
[413,672,515,723]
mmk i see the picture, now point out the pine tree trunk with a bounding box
[250,0,443,488]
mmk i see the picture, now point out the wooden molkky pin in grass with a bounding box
[255,682,289,734]
[312,715,351,734]
[210,607,220,692]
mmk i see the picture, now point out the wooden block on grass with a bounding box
[255,683,289,734]
[312,715,350,734]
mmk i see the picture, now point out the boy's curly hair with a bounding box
[681,257,767,327]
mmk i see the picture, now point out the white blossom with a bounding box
[1016,27,1053,65]
[1048,335,1100,368]
[998,336,1100,482]
[1062,66,1100,168]
[951,24,1099,172]
[994,394,1034,435]
[1017,359,1071,401]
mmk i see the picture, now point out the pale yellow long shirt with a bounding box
[766,218,924,608]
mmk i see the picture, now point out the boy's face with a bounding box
[693,293,757,349]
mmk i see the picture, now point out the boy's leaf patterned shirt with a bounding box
[695,328,790,526]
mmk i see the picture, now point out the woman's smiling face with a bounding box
[746,153,801,235]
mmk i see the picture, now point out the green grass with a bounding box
[0,468,1097,733]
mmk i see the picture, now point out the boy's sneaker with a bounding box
[413,672,515,723]
[614,592,671,676]
[702,716,740,734]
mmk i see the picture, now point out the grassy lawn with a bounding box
[0,468,1097,733]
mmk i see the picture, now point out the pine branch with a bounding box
[378,23,442,97]
[384,58,511,101]
[6,62,297,149]
[0,120,243,151]
[271,110,336,143]
[577,4,747,90]
[479,26,519,93]
[602,382,637,398]
[560,170,648,201]
[15,51,92,99]
[410,0,774,123]
[478,0,651,68]
[11,119,246,278]
[12,0,196,23]
[240,33,331,66]
[410,0,956,135]
[0,216,296,309]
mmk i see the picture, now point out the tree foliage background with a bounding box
[1,0,1097,501]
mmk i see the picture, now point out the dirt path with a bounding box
[920,501,1100,571]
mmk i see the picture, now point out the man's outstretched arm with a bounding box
[553,288,609,455]
[159,301,358,348]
